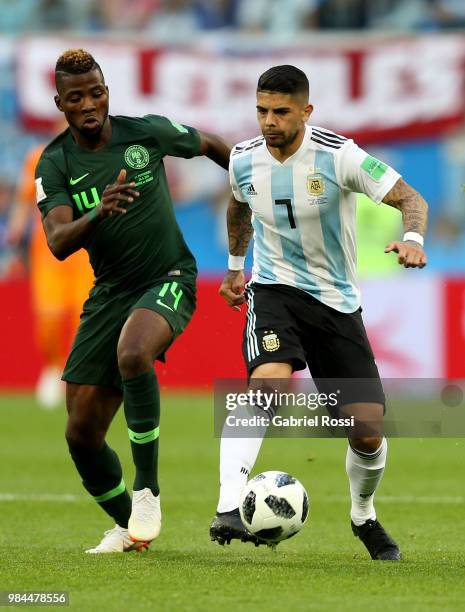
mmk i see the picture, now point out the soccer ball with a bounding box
[239,470,309,545]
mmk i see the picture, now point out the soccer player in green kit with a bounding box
[35,49,231,553]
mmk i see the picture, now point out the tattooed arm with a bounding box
[219,195,253,310]
[382,177,428,235]
[227,195,253,256]
[382,178,428,268]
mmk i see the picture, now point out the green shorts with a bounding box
[62,279,196,390]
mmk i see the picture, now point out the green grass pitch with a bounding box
[0,393,464,611]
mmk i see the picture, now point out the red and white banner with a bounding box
[361,276,443,378]
[444,278,465,378]
[16,34,465,143]
[2,275,465,390]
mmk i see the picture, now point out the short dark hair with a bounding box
[55,48,104,89]
[257,65,309,98]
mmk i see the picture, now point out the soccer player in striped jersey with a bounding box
[210,65,428,560]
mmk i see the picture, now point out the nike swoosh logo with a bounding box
[69,173,90,185]
[156,299,173,312]
[132,432,152,441]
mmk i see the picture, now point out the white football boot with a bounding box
[128,488,161,543]
[85,524,149,554]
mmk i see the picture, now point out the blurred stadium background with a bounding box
[1,0,465,393]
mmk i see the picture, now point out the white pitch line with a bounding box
[0,493,463,504]
[0,493,82,502]
[325,495,464,504]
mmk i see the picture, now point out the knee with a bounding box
[248,378,282,415]
[117,345,152,379]
[251,361,292,381]
[250,378,276,395]
[350,436,383,454]
[65,417,105,452]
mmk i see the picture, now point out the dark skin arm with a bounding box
[382,177,428,268]
[219,195,253,311]
[43,169,139,260]
[198,131,231,170]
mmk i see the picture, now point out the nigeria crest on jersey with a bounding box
[125,145,150,169]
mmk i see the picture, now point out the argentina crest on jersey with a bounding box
[306,168,327,206]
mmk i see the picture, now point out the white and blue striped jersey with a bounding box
[229,125,400,313]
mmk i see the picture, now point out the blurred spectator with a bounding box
[316,0,430,30]
[194,0,236,30]
[0,179,23,278]
[89,0,160,31]
[34,0,71,30]
[367,0,437,31]
[1,0,76,32]
[235,0,320,35]
[3,0,463,34]
[430,0,465,29]
[146,0,200,39]
[318,0,370,29]
[0,0,35,33]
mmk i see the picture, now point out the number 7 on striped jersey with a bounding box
[275,198,296,229]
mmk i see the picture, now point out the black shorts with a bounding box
[242,282,385,405]
[63,279,196,390]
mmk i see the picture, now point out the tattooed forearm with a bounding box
[382,178,428,235]
[227,195,253,255]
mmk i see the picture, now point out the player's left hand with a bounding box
[384,240,427,268]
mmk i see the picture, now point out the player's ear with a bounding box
[54,94,63,112]
[303,104,313,122]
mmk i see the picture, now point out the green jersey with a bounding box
[35,114,200,291]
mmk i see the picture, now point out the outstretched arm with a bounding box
[198,131,231,170]
[382,178,428,268]
[219,195,253,310]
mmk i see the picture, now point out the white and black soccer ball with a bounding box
[239,470,309,545]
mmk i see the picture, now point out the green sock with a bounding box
[69,442,131,528]
[123,370,160,496]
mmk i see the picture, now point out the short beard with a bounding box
[265,129,299,149]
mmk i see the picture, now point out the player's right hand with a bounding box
[97,169,139,218]
[384,240,427,268]
[219,270,246,311]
